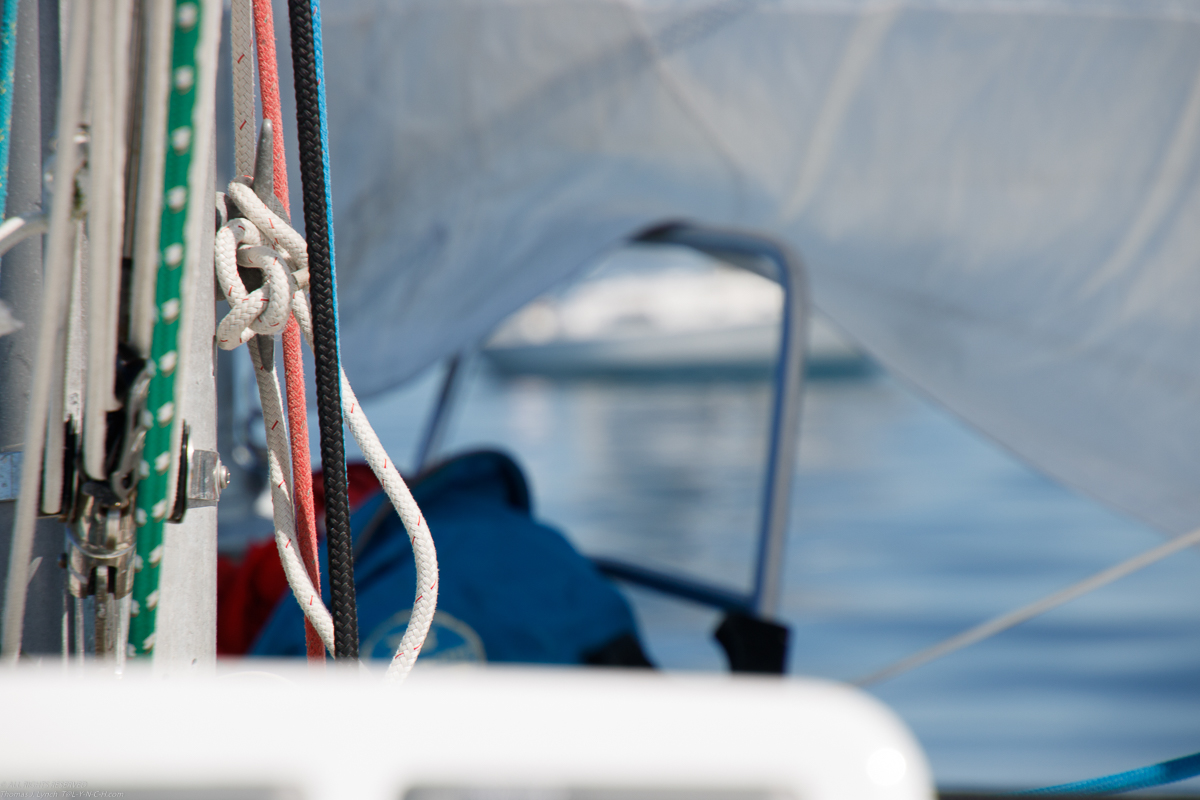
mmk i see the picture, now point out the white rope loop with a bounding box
[337,348,438,681]
[290,292,439,682]
[215,181,438,681]
[247,338,337,655]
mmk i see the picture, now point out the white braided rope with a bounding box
[230,0,256,178]
[291,295,438,681]
[246,337,337,655]
[226,181,309,286]
[216,183,438,680]
[214,215,290,348]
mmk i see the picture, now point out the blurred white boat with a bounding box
[484,248,867,377]
[1,663,933,800]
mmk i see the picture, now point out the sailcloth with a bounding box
[310,0,1200,535]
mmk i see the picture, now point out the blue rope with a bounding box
[0,0,21,218]
[308,0,339,355]
[1019,751,1200,795]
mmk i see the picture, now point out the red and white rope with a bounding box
[292,293,438,680]
[246,331,338,656]
[232,0,326,663]
[214,214,292,347]
[215,206,335,652]
[250,0,288,198]
[338,354,438,681]
[216,183,438,680]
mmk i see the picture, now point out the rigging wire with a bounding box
[284,0,357,660]
[853,525,1200,687]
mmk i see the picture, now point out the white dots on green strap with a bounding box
[163,242,184,267]
[170,126,192,154]
[159,350,177,375]
[154,451,170,473]
[161,298,180,322]
[166,185,187,211]
[176,3,197,29]
[173,66,194,93]
[156,401,174,426]
[151,499,168,520]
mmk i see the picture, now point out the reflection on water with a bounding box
[345,363,1200,792]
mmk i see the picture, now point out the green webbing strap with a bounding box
[128,0,202,656]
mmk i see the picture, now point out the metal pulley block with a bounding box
[65,500,137,658]
[107,357,154,505]
[65,503,136,601]
[58,352,153,522]
[62,352,150,605]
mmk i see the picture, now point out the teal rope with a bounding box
[1020,751,1200,795]
[0,0,21,217]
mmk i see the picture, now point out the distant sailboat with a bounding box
[483,245,868,377]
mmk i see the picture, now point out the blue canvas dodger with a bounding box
[252,450,651,665]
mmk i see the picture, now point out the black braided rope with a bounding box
[286,0,358,659]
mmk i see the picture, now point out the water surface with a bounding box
[341,362,1200,793]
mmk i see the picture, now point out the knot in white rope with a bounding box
[215,181,310,350]
[210,179,438,682]
[227,181,309,289]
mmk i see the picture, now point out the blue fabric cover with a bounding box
[251,450,642,663]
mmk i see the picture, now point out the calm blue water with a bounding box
[336,361,1200,794]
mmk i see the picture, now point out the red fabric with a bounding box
[217,537,291,655]
[216,463,384,655]
[312,462,382,527]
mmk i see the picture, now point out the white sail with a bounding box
[313,0,1200,535]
